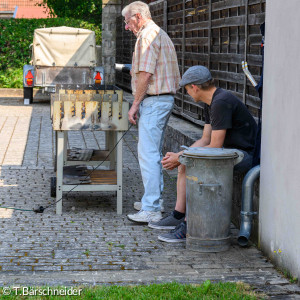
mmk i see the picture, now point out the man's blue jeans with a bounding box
[234,149,254,173]
[138,95,174,212]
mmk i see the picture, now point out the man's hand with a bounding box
[128,103,139,125]
[161,152,181,170]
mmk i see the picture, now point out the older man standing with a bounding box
[122,1,180,223]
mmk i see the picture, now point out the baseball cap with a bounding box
[179,65,212,87]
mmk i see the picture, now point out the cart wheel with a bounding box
[51,177,56,197]
[24,87,33,104]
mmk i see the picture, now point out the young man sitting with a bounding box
[148,65,258,243]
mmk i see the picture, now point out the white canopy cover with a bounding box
[32,26,96,67]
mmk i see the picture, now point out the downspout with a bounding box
[238,165,260,246]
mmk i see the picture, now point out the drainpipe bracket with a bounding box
[241,211,257,216]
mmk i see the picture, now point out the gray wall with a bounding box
[102,0,121,85]
[260,0,300,280]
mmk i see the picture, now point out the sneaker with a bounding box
[148,212,184,230]
[134,199,165,212]
[158,222,186,243]
[127,210,162,224]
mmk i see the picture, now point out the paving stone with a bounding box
[0,98,299,299]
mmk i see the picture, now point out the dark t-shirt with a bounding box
[204,88,257,152]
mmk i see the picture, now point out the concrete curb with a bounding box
[0,88,50,100]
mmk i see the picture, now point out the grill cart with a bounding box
[51,84,129,215]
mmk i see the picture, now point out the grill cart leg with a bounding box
[107,131,116,170]
[50,177,56,197]
[116,131,123,214]
[56,131,64,215]
[63,131,68,162]
[54,131,57,172]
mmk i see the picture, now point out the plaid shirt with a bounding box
[131,20,180,96]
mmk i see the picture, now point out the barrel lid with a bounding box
[182,147,239,159]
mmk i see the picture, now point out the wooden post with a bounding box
[163,0,168,33]
[181,0,186,113]
[243,0,249,104]
[208,0,212,69]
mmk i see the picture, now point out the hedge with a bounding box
[0,18,101,72]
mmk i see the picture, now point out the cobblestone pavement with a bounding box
[0,99,300,298]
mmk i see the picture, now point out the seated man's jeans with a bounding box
[234,149,254,173]
[138,95,174,212]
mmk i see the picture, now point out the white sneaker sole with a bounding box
[127,212,162,224]
[127,215,149,224]
[158,236,186,243]
[148,223,176,230]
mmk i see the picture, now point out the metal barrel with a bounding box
[180,148,241,252]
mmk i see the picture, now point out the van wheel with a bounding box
[24,87,33,104]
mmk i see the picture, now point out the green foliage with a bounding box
[0,18,101,73]
[289,277,298,284]
[0,68,23,88]
[283,270,298,284]
[40,0,102,24]
[0,282,263,299]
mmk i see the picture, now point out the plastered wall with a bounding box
[260,0,300,280]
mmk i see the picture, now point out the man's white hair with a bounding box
[122,1,152,19]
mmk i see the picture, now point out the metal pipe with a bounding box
[115,63,131,74]
[238,165,260,246]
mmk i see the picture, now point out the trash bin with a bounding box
[179,147,243,252]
